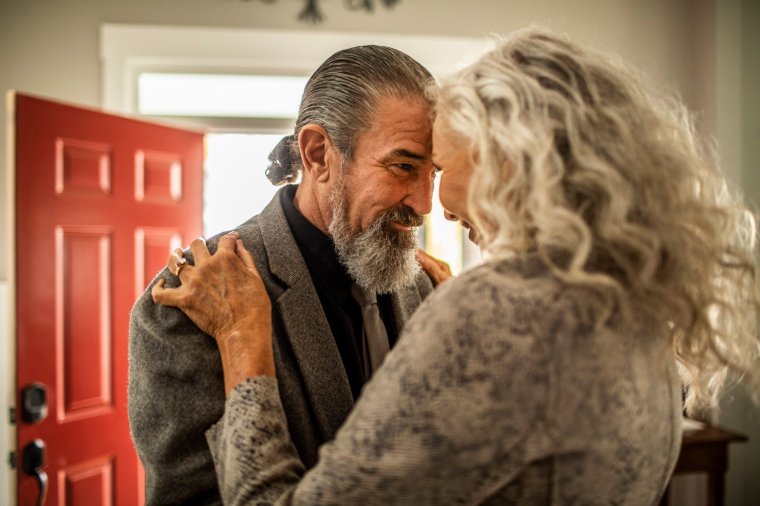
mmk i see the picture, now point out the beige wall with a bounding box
[0,0,719,282]
[1,0,758,502]
[721,0,760,504]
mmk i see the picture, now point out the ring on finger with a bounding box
[174,257,188,277]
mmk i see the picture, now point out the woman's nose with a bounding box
[443,210,459,222]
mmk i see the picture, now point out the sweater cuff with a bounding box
[206,375,283,448]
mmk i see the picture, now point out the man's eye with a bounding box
[395,163,414,172]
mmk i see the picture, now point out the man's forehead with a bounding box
[371,96,431,123]
[355,96,433,156]
[372,135,432,162]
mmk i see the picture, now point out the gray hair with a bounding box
[434,26,760,415]
[266,45,434,185]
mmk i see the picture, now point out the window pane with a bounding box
[138,73,308,118]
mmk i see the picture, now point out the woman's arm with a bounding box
[204,266,550,505]
[153,234,454,395]
[155,238,548,504]
[151,232,274,394]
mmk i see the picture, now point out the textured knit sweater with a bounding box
[207,255,682,505]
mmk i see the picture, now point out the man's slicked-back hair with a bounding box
[266,45,434,185]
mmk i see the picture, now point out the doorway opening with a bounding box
[203,133,282,237]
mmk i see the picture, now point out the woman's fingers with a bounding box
[189,236,210,263]
[152,230,271,339]
[152,278,180,307]
[235,239,257,271]
[216,232,257,274]
[416,248,454,286]
[167,248,190,278]
[216,232,239,254]
[170,233,238,281]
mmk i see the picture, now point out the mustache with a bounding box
[383,206,424,228]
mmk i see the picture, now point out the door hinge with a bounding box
[9,406,15,425]
[8,451,17,470]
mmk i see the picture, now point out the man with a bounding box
[128,45,437,505]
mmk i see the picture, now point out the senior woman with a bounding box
[152,27,760,504]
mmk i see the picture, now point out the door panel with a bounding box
[12,93,204,505]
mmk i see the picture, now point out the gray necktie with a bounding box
[351,284,390,380]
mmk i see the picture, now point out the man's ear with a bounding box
[298,125,336,183]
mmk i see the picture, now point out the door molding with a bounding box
[2,90,17,506]
[100,24,490,117]
[1,280,14,506]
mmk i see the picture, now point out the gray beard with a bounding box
[328,176,421,294]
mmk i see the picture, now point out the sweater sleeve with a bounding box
[206,265,556,505]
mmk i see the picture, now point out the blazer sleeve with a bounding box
[128,266,226,505]
[206,265,554,505]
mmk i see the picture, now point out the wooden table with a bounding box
[660,422,748,506]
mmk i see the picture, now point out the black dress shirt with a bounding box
[280,185,398,399]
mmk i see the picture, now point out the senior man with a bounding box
[128,45,437,505]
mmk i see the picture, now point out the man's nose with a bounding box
[403,172,434,216]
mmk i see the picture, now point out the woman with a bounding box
[153,27,759,504]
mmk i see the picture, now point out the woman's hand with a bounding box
[152,231,275,393]
[416,248,454,286]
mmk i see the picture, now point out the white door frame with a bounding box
[100,24,490,116]
[2,91,17,506]
[100,23,490,273]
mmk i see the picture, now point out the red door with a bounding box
[11,93,204,505]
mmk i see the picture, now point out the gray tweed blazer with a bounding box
[128,187,434,505]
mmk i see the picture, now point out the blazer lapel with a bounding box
[389,281,425,339]
[256,190,354,439]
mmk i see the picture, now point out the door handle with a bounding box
[21,383,48,424]
[22,439,48,506]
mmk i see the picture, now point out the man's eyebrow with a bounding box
[388,148,426,161]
